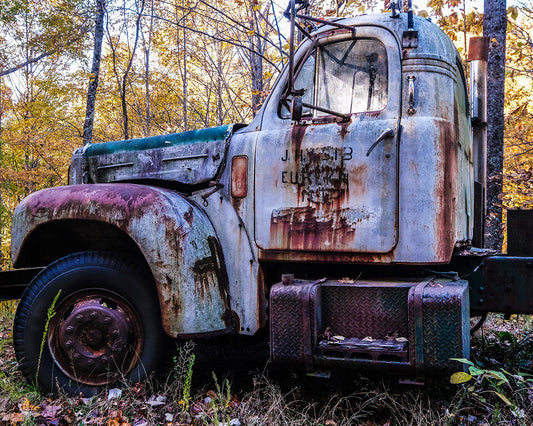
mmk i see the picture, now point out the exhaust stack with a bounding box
[468,37,489,248]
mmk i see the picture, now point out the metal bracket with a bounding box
[402,30,419,48]
[408,278,433,377]
[407,75,417,115]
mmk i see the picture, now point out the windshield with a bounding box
[281,38,388,118]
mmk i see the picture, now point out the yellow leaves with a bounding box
[450,371,472,384]
[508,5,519,21]
[19,398,41,413]
[106,415,131,426]
[494,391,513,406]
[0,399,41,425]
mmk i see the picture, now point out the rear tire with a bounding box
[14,251,168,396]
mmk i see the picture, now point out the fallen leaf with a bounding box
[2,412,26,423]
[41,404,61,418]
[146,395,166,407]
[19,398,41,413]
[450,371,472,384]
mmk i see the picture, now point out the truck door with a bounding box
[255,27,401,253]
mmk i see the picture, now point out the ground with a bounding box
[1,302,533,425]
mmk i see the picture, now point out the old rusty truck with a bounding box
[0,1,532,395]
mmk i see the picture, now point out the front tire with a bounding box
[14,251,167,395]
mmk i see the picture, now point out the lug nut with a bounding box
[65,340,73,348]
[75,314,84,322]
[66,326,74,333]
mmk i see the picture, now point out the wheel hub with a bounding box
[49,291,142,385]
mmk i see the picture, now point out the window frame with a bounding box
[279,35,390,122]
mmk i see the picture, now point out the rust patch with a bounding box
[259,248,391,263]
[183,206,194,226]
[270,206,371,251]
[468,37,489,61]
[231,197,243,211]
[292,146,350,207]
[337,120,351,140]
[291,124,307,159]
[207,236,230,311]
[192,256,218,302]
[191,236,230,310]
[434,120,457,260]
[362,110,381,119]
[222,310,240,331]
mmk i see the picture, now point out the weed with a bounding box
[35,290,61,385]
[0,300,17,322]
[170,340,196,407]
[182,352,195,410]
[205,372,233,425]
[451,357,533,423]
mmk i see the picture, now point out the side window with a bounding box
[281,38,388,118]
[294,52,315,117]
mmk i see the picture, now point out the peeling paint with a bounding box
[11,184,229,337]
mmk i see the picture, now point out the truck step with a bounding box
[317,337,408,364]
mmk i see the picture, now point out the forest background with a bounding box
[0,0,532,267]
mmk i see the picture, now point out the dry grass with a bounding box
[1,304,533,425]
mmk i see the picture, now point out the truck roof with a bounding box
[312,13,460,67]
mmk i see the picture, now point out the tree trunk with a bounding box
[181,0,188,131]
[83,0,106,146]
[483,0,506,251]
[216,40,223,126]
[249,2,263,117]
[143,0,154,137]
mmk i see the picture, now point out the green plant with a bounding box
[202,373,233,426]
[0,300,17,322]
[35,289,61,385]
[181,352,195,410]
[450,358,532,421]
[171,340,196,410]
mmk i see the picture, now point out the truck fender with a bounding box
[11,183,231,337]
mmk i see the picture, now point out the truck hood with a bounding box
[70,124,246,188]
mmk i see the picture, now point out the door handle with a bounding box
[366,128,394,156]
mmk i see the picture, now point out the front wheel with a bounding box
[14,252,168,395]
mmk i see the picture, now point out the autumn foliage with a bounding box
[0,0,532,263]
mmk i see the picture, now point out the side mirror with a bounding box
[290,96,303,121]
